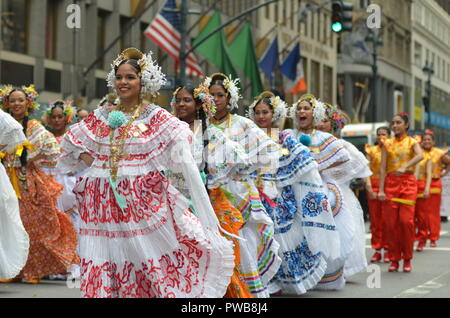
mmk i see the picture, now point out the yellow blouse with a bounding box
[416,152,431,181]
[365,144,382,179]
[425,147,448,179]
[383,135,418,174]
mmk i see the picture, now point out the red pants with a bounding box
[383,173,417,261]
[415,179,442,244]
[367,178,388,250]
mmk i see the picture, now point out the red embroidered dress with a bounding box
[57,103,234,298]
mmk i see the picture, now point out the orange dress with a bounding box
[365,144,387,251]
[415,147,448,244]
[382,136,418,262]
[209,187,253,298]
[2,119,79,280]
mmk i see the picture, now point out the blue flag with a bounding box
[281,42,300,81]
[258,35,279,85]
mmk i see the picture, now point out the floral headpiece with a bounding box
[424,129,434,136]
[194,83,216,118]
[289,93,327,127]
[106,47,167,98]
[324,104,346,135]
[203,73,241,111]
[247,91,287,126]
[0,84,40,113]
[42,100,75,125]
[170,87,182,112]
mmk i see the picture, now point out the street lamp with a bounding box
[422,60,434,128]
[365,29,383,122]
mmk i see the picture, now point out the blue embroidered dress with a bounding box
[285,129,352,291]
[254,131,340,294]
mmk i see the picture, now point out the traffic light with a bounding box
[331,0,353,33]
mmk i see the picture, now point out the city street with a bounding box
[1,220,449,299]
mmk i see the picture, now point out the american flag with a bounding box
[144,0,203,78]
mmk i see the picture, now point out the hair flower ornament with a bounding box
[194,83,216,118]
[247,91,288,126]
[107,48,167,98]
[42,100,75,125]
[202,73,241,111]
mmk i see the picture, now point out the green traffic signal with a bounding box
[332,22,343,33]
[331,0,353,33]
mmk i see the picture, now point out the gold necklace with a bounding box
[116,103,141,114]
[211,113,231,126]
[109,104,143,181]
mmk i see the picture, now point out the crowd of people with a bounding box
[0,47,449,298]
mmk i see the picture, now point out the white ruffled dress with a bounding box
[287,129,352,290]
[0,109,29,279]
[256,131,340,295]
[212,114,282,298]
[57,103,234,298]
[339,140,371,277]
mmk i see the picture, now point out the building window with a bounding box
[45,68,61,93]
[310,60,320,97]
[120,16,132,52]
[274,2,279,23]
[323,65,333,104]
[141,22,150,53]
[96,77,108,99]
[1,0,28,54]
[45,0,58,60]
[1,60,33,86]
[414,41,421,67]
[360,0,369,9]
[97,10,109,70]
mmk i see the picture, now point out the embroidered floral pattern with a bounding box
[301,192,328,218]
[81,237,208,298]
[275,239,322,284]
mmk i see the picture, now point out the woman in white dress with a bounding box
[57,48,234,298]
[0,108,29,280]
[285,94,351,290]
[248,92,340,295]
[316,104,371,277]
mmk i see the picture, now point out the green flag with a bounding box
[192,11,238,80]
[228,23,264,98]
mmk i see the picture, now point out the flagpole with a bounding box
[179,0,188,86]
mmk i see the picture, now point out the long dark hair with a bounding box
[175,86,207,133]
[115,59,141,74]
[395,112,410,131]
[176,86,210,192]
[8,88,30,167]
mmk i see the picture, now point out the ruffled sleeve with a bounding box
[205,124,250,188]
[258,131,317,188]
[310,131,350,174]
[222,115,280,175]
[320,140,372,184]
[167,121,223,231]
[26,120,60,161]
[57,113,94,174]
[0,109,26,152]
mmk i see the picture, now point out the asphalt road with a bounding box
[1,220,449,299]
